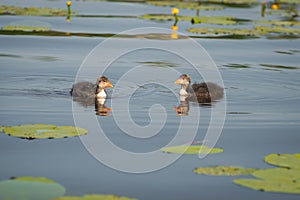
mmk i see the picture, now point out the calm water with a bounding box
[0,1,300,200]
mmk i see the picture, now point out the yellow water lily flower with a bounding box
[271,4,279,10]
[172,7,179,15]
[171,25,178,31]
[66,1,72,6]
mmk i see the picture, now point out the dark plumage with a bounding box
[175,74,223,103]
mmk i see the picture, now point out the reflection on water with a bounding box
[173,95,189,116]
[72,97,112,116]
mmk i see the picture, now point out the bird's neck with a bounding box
[180,84,189,96]
[96,87,107,98]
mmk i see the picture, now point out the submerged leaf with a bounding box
[161,145,223,154]
[52,194,137,200]
[0,176,65,200]
[234,178,300,194]
[264,154,300,169]
[194,166,256,176]
[3,124,88,139]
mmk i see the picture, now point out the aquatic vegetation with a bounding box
[2,124,88,139]
[0,5,73,16]
[52,194,137,200]
[187,27,258,35]
[2,25,51,32]
[223,63,251,68]
[0,176,65,200]
[204,0,258,4]
[161,145,223,154]
[194,166,257,176]
[260,64,298,70]
[276,0,300,3]
[191,16,238,25]
[255,20,300,26]
[140,14,239,25]
[264,153,300,169]
[234,153,300,194]
[187,25,300,36]
[146,1,223,11]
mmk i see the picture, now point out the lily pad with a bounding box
[187,27,259,35]
[253,168,300,182]
[0,176,65,200]
[194,166,257,176]
[0,5,73,16]
[140,14,239,25]
[146,1,223,11]
[260,64,298,70]
[3,124,88,139]
[161,145,223,154]
[204,0,258,5]
[2,25,50,32]
[234,178,300,194]
[52,194,137,200]
[264,153,300,169]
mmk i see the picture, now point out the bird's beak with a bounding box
[175,79,181,84]
[107,83,113,88]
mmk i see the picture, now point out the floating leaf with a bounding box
[187,27,259,35]
[2,25,50,32]
[161,145,223,154]
[260,64,298,70]
[52,194,137,200]
[194,166,257,176]
[234,178,300,194]
[0,176,65,200]
[0,5,74,16]
[264,154,300,169]
[253,168,300,182]
[223,63,251,68]
[3,124,88,139]
[204,0,258,5]
[146,1,223,11]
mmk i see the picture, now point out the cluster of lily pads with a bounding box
[161,144,300,194]
[0,176,137,200]
[142,0,300,38]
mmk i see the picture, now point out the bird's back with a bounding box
[70,81,96,98]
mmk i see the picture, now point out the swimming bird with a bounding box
[175,74,223,103]
[70,76,113,98]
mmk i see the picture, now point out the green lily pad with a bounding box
[146,1,223,11]
[194,166,257,176]
[187,27,259,35]
[3,124,88,139]
[256,20,300,27]
[2,25,50,32]
[264,154,300,169]
[234,178,300,194]
[0,5,74,16]
[140,14,238,25]
[204,0,258,5]
[161,145,223,154]
[0,176,65,200]
[223,63,251,68]
[187,25,300,36]
[253,168,300,182]
[260,64,298,70]
[52,194,137,200]
[276,0,300,3]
